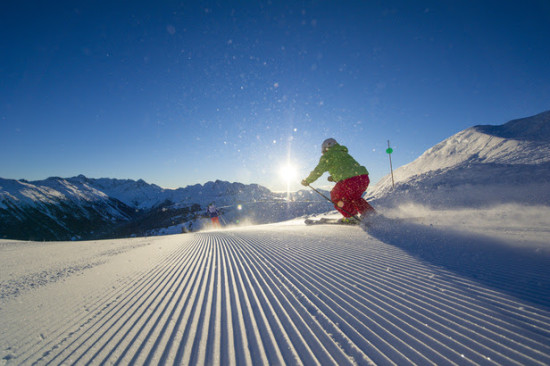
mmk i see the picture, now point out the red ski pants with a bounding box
[211,217,220,227]
[330,175,375,217]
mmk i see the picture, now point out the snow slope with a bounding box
[1,215,549,365]
[370,110,550,207]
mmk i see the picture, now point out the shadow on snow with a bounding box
[365,216,550,314]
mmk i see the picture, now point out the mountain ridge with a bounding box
[474,109,550,141]
[0,177,330,241]
[370,110,550,207]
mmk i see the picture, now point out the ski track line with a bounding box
[2,225,550,365]
[52,237,206,365]
[4,237,190,365]
[226,232,396,364]
[1,239,170,363]
[221,232,359,365]
[252,233,548,364]
[240,233,459,365]
[371,217,550,309]
[27,239,192,365]
[282,234,550,350]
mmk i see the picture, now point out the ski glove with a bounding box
[301,179,309,186]
[327,175,334,182]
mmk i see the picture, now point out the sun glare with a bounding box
[279,163,298,183]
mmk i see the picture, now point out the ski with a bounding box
[304,217,360,225]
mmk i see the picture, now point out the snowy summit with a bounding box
[370,110,550,207]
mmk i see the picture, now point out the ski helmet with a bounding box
[322,138,338,153]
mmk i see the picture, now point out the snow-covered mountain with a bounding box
[0,178,135,241]
[64,175,275,210]
[0,176,331,241]
[370,110,550,207]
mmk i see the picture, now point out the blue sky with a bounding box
[2,1,549,192]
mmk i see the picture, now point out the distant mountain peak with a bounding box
[1,175,330,241]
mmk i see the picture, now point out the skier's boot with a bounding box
[337,217,359,225]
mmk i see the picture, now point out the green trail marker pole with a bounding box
[386,140,395,189]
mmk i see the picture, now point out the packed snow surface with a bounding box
[1,206,549,365]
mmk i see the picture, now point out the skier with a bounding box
[301,138,375,222]
[205,202,221,228]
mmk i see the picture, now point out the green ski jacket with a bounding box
[304,144,368,185]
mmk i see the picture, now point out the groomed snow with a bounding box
[1,207,549,365]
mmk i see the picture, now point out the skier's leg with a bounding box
[330,184,348,217]
[355,175,375,215]
[331,179,358,217]
[356,199,375,215]
[348,175,375,215]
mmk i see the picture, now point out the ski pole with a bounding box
[306,184,361,223]
[220,216,228,226]
[306,184,332,203]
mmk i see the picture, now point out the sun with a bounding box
[279,163,298,184]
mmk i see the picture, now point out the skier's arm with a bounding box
[303,156,329,185]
